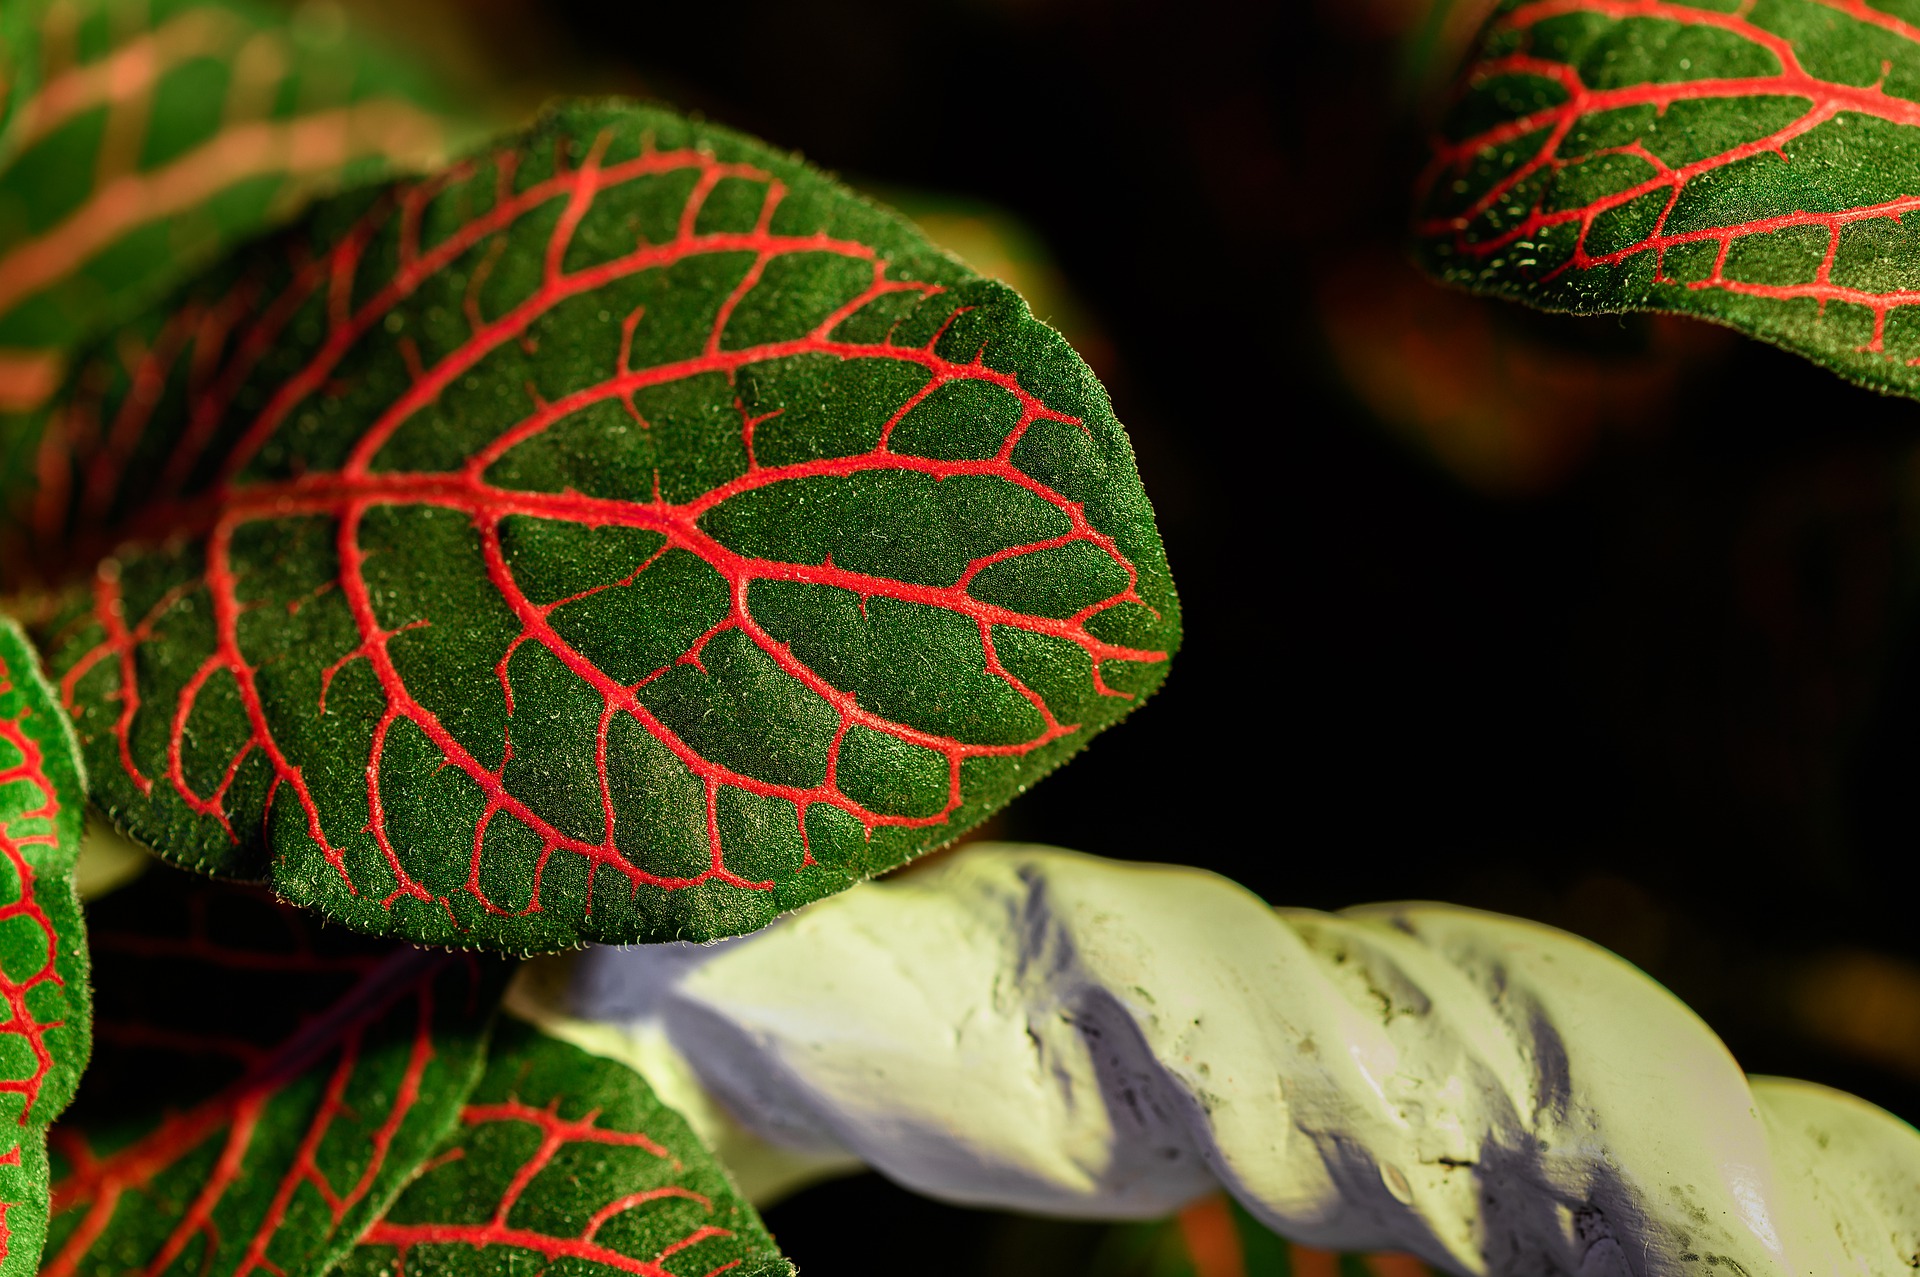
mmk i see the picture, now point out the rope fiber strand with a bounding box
[549,844,1920,1277]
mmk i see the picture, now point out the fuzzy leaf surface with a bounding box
[36,100,1180,951]
[0,618,88,1277]
[342,1018,791,1277]
[0,0,461,413]
[1415,0,1920,396]
[43,868,505,1277]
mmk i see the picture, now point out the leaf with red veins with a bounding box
[30,100,1182,952]
[0,618,89,1277]
[43,868,508,1277]
[342,1017,791,1277]
[1415,0,1920,396]
[0,0,466,418]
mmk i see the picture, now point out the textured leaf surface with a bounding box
[0,0,460,412]
[1415,0,1920,396]
[36,100,1180,950]
[343,1018,790,1277]
[0,619,88,1277]
[43,868,505,1277]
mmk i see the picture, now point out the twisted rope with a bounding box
[542,844,1919,1277]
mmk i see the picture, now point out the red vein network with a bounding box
[34,118,1173,945]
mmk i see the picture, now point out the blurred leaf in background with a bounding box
[1090,1197,1434,1277]
[757,1179,1443,1277]
[1393,0,1500,100]
[0,0,481,412]
[1307,0,1738,497]
[1317,249,1730,494]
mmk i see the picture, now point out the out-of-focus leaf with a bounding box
[1089,1196,1435,1277]
[1317,248,1728,493]
[43,868,505,1277]
[0,0,470,412]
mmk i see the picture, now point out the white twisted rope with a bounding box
[529,844,1920,1277]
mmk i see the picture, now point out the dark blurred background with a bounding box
[324,0,1920,1269]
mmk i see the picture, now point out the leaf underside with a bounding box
[1416,0,1920,398]
[43,868,506,1277]
[0,619,88,1277]
[344,1019,791,1277]
[33,100,1180,951]
[0,0,457,414]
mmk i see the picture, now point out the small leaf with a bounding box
[1415,0,1920,397]
[43,868,507,1277]
[342,1017,792,1277]
[0,617,89,1277]
[0,0,466,412]
[34,99,1180,951]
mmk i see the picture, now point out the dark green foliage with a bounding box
[0,618,89,1277]
[30,99,1179,952]
[1416,0,1920,399]
[42,867,506,1277]
[343,1019,792,1277]
[0,0,461,378]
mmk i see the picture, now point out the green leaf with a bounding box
[0,618,88,1277]
[342,1017,791,1277]
[43,867,507,1277]
[1414,0,1920,397]
[33,99,1181,951]
[0,0,466,413]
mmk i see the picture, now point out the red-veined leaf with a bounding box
[343,1017,791,1277]
[33,100,1181,951]
[43,868,506,1277]
[0,0,466,413]
[1416,0,1920,397]
[0,618,88,1277]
